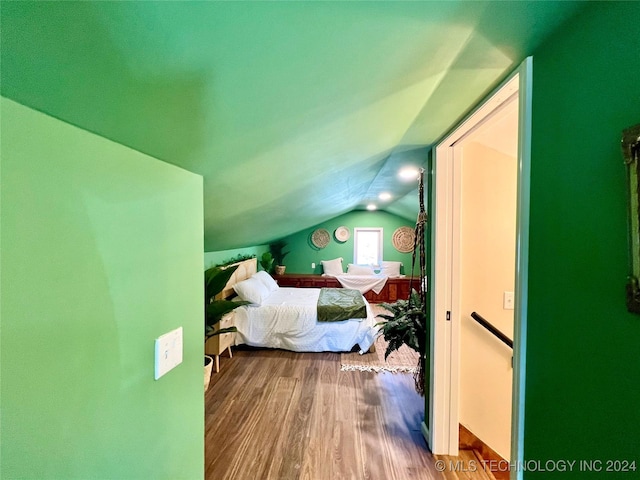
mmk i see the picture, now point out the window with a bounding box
[353,228,383,266]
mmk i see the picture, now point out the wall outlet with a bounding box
[311,262,316,269]
[503,291,515,310]
[154,327,183,380]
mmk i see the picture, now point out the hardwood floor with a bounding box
[205,348,495,480]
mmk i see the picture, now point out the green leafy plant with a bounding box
[260,251,274,273]
[269,240,290,266]
[376,289,427,395]
[204,264,249,341]
[214,253,256,268]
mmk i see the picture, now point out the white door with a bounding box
[426,58,531,478]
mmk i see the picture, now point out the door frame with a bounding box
[424,58,531,477]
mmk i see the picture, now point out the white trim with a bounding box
[448,141,462,455]
[510,56,532,480]
[428,148,454,453]
[429,62,530,457]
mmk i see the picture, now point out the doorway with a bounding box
[456,91,518,461]
[425,58,531,478]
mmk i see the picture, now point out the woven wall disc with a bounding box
[392,226,415,253]
[311,228,331,249]
[334,226,350,242]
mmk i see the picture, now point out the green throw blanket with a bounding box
[317,288,367,322]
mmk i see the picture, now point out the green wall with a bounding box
[525,2,640,477]
[281,210,416,274]
[204,245,269,270]
[1,98,204,479]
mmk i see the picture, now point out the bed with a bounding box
[223,258,378,354]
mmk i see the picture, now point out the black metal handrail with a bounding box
[470,312,513,349]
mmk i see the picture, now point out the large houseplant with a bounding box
[204,264,249,389]
[269,240,290,275]
[376,289,427,396]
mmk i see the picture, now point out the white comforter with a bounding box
[233,287,378,353]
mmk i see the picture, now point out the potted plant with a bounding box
[269,240,290,275]
[376,289,427,396]
[204,264,249,390]
[260,251,274,273]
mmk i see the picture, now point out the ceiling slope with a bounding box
[0,1,585,250]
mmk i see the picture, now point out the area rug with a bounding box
[340,306,420,373]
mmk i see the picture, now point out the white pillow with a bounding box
[321,257,344,276]
[347,264,375,275]
[233,277,270,305]
[380,261,402,277]
[252,270,279,293]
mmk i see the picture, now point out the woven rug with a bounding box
[340,306,420,373]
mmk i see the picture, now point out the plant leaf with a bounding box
[206,299,250,327]
[377,288,427,359]
[205,264,239,301]
[205,325,238,341]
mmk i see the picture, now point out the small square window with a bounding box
[353,228,383,266]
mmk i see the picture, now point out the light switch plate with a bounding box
[503,291,515,310]
[154,327,183,380]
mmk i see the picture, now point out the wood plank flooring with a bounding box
[205,347,495,480]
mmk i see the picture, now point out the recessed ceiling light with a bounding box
[399,166,420,180]
[379,192,392,201]
[366,204,377,211]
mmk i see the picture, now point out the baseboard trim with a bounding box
[421,421,430,449]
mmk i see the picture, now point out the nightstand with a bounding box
[204,311,235,373]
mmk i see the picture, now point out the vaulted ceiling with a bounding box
[1,1,585,250]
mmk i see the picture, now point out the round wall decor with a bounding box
[334,226,350,243]
[392,226,415,253]
[311,228,331,249]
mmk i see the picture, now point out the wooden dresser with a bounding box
[273,274,422,303]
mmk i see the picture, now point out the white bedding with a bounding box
[233,287,378,353]
[333,274,388,294]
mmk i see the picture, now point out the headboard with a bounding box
[217,257,258,300]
